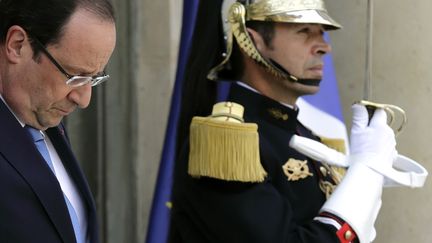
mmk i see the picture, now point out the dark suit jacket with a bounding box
[0,100,99,243]
[170,84,340,243]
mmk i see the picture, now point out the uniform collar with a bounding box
[229,83,300,131]
[235,81,297,110]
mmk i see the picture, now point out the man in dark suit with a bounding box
[0,0,116,242]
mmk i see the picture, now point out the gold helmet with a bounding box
[207,0,341,83]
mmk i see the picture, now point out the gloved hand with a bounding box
[319,104,398,243]
[349,104,397,169]
[290,104,427,188]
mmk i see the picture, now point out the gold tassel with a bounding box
[188,102,267,182]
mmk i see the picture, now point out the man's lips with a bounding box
[309,64,323,71]
[308,64,324,76]
[54,107,75,116]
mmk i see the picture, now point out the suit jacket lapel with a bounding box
[0,101,76,243]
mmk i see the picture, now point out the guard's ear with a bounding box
[246,27,266,53]
[4,25,30,64]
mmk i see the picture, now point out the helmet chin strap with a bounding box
[269,58,322,86]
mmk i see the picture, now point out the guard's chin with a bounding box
[301,85,320,95]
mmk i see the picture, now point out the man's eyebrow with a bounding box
[94,69,107,76]
[64,64,102,76]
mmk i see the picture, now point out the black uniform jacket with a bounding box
[0,99,99,243]
[169,83,340,243]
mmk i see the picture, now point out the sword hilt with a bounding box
[365,105,376,125]
[357,100,407,136]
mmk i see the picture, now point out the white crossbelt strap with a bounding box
[289,135,428,188]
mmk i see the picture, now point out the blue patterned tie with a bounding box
[26,126,84,243]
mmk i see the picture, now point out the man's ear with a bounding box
[246,27,266,53]
[4,25,30,64]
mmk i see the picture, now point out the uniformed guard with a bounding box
[169,0,398,242]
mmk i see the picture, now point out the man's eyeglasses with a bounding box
[32,38,109,87]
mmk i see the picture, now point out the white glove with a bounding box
[349,104,397,168]
[320,104,397,243]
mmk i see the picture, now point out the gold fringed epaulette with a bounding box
[188,102,267,182]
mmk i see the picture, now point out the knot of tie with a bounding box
[26,126,44,143]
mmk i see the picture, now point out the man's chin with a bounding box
[308,75,323,81]
[299,85,320,95]
[36,117,63,130]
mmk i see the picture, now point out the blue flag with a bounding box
[145,1,199,243]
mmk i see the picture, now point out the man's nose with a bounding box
[67,84,92,109]
[313,37,332,56]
